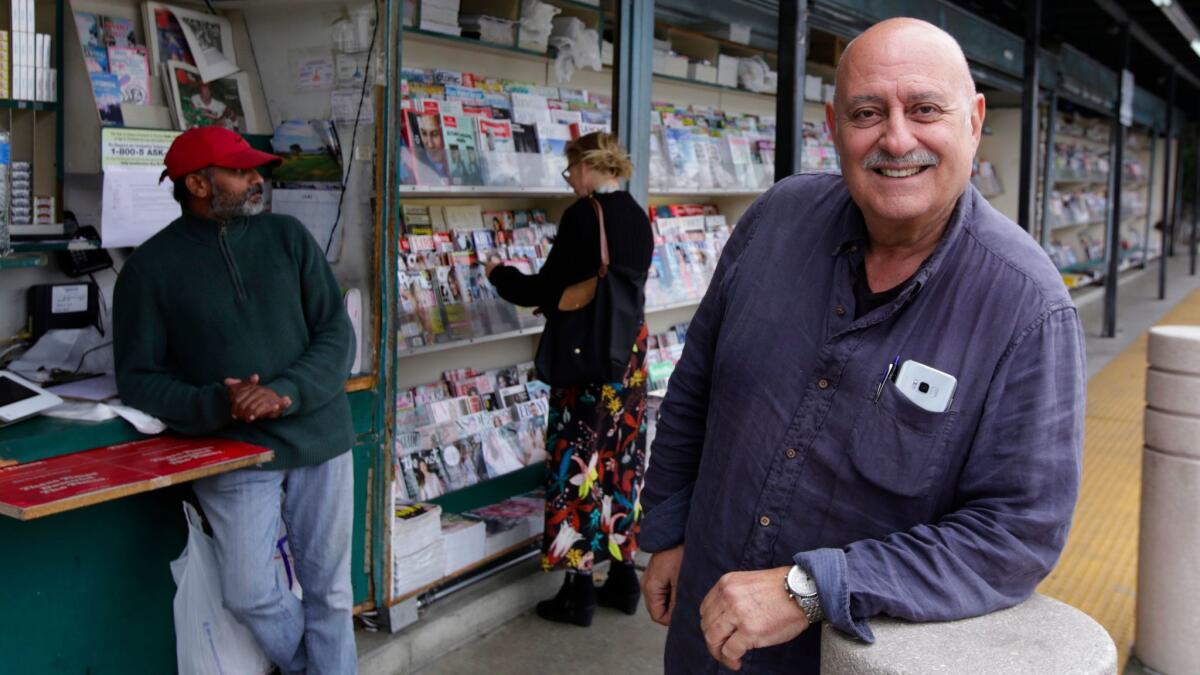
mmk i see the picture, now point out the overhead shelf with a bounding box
[399,186,574,199]
[397,298,703,358]
[0,253,49,269]
[9,238,103,253]
[0,99,55,111]
[1053,175,1109,186]
[1051,218,1106,231]
[1053,131,1109,146]
[402,26,782,102]
[399,186,769,198]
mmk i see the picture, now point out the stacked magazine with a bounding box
[644,321,691,394]
[398,204,556,349]
[400,68,612,188]
[397,200,734,348]
[393,360,550,503]
[649,106,839,192]
[645,203,734,307]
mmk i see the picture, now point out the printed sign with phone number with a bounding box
[100,128,182,169]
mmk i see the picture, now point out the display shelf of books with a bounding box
[971,159,1003,198]
[0,99,55,111]
[387,315,691,604]
[399,185,573,197]
[396,198,729,353]
[0,252,48,269]
[8,236,101,252]
[387,10,850,611]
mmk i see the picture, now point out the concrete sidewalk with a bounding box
[364,261,1200,675]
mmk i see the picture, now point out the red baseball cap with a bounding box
[160,126,282,183]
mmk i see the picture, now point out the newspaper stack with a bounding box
[420,0,461,36]
[392,501,446,597]
[441,513,487,576]
[466,493,544,556]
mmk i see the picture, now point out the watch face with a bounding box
[787,565,818,597]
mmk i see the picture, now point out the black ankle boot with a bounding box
[597,563,641,615]
[536,572,596,627]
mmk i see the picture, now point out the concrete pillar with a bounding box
[1137,325,1200,674]
[820,593,1116,674]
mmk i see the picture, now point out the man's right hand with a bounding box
[224,374,292,423]
[643,544,685,626]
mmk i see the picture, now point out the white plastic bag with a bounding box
[171,502,273,675]
[738,55,771,93]
[549,16,601,83]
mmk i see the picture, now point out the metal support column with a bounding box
[1159,69,1176,300]
[1193,118,1199,275]
[612,0,654,207]
[776,0,808,180]
[1040,91,1058,249]
[1018,0,1041,231]
[1142,131,1157,270]
[1172,135,1185,260]
[1102,25,1130,338]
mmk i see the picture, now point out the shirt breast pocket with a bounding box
[849,382,958,499]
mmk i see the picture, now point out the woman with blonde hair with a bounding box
[487,132,654,627]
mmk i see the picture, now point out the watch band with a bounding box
[799,593,825,624]
[784,569,825,625]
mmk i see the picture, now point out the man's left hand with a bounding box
[699,566,810,671]
[224,374,292,422]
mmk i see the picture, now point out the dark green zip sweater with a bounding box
[113,211,355,470]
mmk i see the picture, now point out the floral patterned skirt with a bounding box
[541,324,649,572]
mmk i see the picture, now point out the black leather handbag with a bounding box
[534,196,646,387]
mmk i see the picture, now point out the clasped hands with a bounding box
[224,374,291,423]
[642,545,809,671]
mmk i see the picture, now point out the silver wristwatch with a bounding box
[785,564,825,624]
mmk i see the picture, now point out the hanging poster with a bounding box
[144,3,238,82]
[166,61,256,133]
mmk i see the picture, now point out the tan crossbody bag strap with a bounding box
[556,196,608,312]
[592,196,609,277]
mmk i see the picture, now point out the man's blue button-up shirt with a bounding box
[640,173,1086,674]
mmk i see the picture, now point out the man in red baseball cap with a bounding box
[114,125,359,674]
[160,125,281,218]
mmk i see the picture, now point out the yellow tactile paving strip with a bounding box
[1038,289,1200,670]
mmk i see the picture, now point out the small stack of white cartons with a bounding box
[1137,325,1200,674]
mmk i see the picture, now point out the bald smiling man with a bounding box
[637,18,1086,673]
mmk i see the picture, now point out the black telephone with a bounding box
[54,224,113,277]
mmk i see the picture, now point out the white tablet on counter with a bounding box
[0,370,63,426]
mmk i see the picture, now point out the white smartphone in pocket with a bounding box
[893,360,957,413]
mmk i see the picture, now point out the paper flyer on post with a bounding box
[100,129,182,248]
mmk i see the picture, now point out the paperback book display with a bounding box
[75,12,139,123]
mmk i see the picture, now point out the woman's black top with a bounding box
[488,190,654,313]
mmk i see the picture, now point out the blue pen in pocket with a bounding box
[874,355,901,402]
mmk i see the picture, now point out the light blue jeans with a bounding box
[192,451,356,675]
